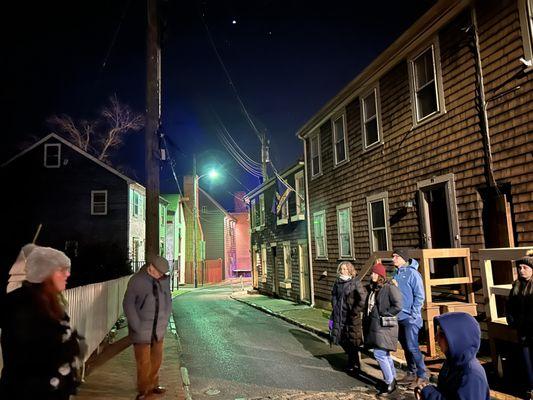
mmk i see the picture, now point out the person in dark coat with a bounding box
[415,312,490,400]
[506,250,533,400]
[363,262,403,397]
[330,261,367,374]
[0,246,82,400]
[123,255,172,400]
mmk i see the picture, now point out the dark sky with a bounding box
[3,0,435,209]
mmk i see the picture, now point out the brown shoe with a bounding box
[152,386,167,395]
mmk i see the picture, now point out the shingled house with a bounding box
[298,0,533,309]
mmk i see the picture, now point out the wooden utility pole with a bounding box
[145,0,161,261]
[192,155,198,288]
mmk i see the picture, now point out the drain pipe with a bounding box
[303,138,315,307]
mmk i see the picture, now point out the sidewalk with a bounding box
[76,325,186,400]
[231,290,520,400]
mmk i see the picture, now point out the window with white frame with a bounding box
[250,199,256,227]
[519,0,533,63]
[283,242,292,281]
[259,194,265,227]
[261,244,267,276]
[332,112,348,165]
[91,190,108,215]
[367,193,391,252]
[336,203,354,259]
[361,87,381,149]
[295,171,305,216]
[278,195,289,223]
[409,40,444,123]
[132,191,141,217]
[313,210,327,259]
[310,134,321,177]
[44,143,61,168]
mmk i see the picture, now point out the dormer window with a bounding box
[44,143,61,168]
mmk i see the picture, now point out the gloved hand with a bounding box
[328,319,334,331]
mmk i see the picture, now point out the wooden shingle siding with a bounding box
[304,2,533,308]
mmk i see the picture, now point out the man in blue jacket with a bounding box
[393,248,428,388]
[415,312,490,400]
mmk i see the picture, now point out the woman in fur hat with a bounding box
[0,246,82,400]
[329,261,367,375]
[363,262,403,397]
[506,249,533,400]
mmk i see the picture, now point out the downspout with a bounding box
[469,6,498,190]
[303,137,315,307]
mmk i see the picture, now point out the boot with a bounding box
[377,379,397,397]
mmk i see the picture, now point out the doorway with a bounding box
[298,242,311,303]
[271,244,279,295]
[417,174,461,277]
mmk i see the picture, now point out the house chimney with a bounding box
[234,191,247,212]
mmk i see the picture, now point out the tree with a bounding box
[47,95,144,163]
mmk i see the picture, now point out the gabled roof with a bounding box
[244,161,304,200]
[2,133,136,184]
[199,187,236,221]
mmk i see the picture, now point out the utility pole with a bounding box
[193,155,198,288]
[145,0,161,262]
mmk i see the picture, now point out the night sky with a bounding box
[3,0,435,209]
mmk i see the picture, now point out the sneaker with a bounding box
[377,379,397,397]
[397,372,416,386]
[408,377,429,390]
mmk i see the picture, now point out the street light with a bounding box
[192,156,220,288]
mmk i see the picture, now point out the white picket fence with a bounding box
[64,275,131,361]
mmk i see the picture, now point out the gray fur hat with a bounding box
[149,255,170,274]
[26,246,71,283]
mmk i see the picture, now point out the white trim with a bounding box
[290,214,305,222]
[313,210,328,259]
[279,281,292,289]
[309,132,322,178]
[276,218,289,225]
[259,193,266,228]
[360,84,383,151]
[283,241,292,281]
[44,143,61,168]
[261,244,268,277]
[519,0,533,63]
[336,202,355,259]
[91,190,108,216]
[331,110,349,166]
[366,192,392,252]
[408,37,446,127]
[294,170,306,218]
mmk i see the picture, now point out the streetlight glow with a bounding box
[208,169,219,179]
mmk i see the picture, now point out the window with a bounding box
[159,204,165,225]
[336,203,354,259]
[201,205,207,213]
[283,241,292,281]
[367,193,391,252]
[310,134,321,177]
[91,190,108,215]
[519,0,533,64]
[259,194,265,227]
[44,143,61,168]
[261,244,267,276]
[361,86,381,149]
[277,196,289,224]
[332,112,348,165]
[132,191,141,217]
[408,40,444,124]
[250,199,256,227]
[313,210,327,259]
[294,171,305,217]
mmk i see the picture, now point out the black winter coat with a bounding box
[0,284,82,400]
[330,277,367,347]
[363,282,403,351]
[506,278,533,339]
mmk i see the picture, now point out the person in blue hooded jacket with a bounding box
[415,312,490,400]
[392,248,428,388]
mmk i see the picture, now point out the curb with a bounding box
[171,306,191,399]
[231,294,420,377]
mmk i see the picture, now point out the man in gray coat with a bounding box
[123,256,172,400]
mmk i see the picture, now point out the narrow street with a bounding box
[172,284,412,400]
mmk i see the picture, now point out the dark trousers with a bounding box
[133,340,164,395]
[341,340,361,369]
[520,337,533,390]
[398,319,427,379]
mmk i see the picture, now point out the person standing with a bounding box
[506,250,533,400]
[392,248,428,388]
[0,246,83,400]
[415,312,490,400]
[330,261,367,374]
[363,262,403,397]
[123,256,172,400]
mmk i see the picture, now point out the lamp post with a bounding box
[192,155,219,288]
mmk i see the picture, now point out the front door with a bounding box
[271,245,279,295]
[298,243,310,303]
[417,174,461,276]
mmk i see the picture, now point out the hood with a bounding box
[436,312,480,366]
[397,258,419,271]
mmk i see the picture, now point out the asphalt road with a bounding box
[172,285,390,400]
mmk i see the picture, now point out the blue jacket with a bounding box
[421,312,490,400]
[393,259,424,326]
